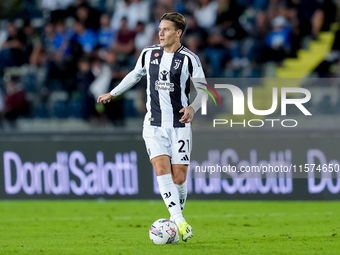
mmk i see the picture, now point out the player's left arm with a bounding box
[179,56,206,124]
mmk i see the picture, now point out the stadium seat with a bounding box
[34,102,50,119]
[53,100,68,119]
[124,99,137,118]
[22,73,36,92]
[68,99,84,119]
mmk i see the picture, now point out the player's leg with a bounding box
[143,126,187,228]
[171,164,188,211]
[171,127,191,212]
[170,127,193,241]
[152,155,185,225]
[171,163,192,241]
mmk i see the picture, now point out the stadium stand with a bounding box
[0,0,339,131]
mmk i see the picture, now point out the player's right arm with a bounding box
[97,93,114,104]
[97,48,147,103]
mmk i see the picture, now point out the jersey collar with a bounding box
[176,44,184,52]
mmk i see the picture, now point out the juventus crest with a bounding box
[174,59,181,69]
[174,59,182,70]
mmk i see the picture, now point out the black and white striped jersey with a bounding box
[110,44,205,128]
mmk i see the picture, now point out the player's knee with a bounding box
[155,167,170,176]
[172,174,186,185]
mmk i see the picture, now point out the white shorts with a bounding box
[142,126,192,164]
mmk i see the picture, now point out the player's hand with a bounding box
[179,106,195,123]
[97,93,114,104]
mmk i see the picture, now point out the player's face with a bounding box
[158,20,181,49]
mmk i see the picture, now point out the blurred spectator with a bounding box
[184,34,208,72]
[158,0,175,11]
[102,50,129,126]
[134,21,155,55]
[110,0,150,31]
[151,2,174,42]
[1,76,28,128]
[273,1,300,57]
[111,0,132,30]
[76,57,96,119]
[238,9,270,63]
[40,0,74,22]
[0,22,27,74]
[203,26,230,77]
[220,13,249,68]
[127,0,150,29]
[97,13,116,49]
[193,0,219,30]
[0,22,8,48]
[319,0,337,32]
[313,29,340,77]
[183,15,208,69]
[185,35,200,53]
[54,19,73,58]
[41,0,74,12]
[112,17,136,61]
[89,57,112,99]
[106,50,128,78]
[290,0,336,39]
[262,15,291,62]
[41,22,57,55]
[72,19,97,54]
[216,0,243,24]
[185,15,208,43]
[23,19,40,59]
[153,2,173,22]
[30,22,55,67]
[40,20,81,94]
[74,2,101,31]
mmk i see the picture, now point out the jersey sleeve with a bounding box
[110,50,147,97]
[192,57,205,79]
[188,55,207,113]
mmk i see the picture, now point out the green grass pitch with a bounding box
[0,200,339,255]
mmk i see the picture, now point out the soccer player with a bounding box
[97,12,205,242]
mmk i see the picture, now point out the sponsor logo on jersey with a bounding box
[160,70,168,81]
[155,70,175,91]
[155,81,174,92]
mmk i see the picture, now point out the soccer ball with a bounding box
[149,218,179,245]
